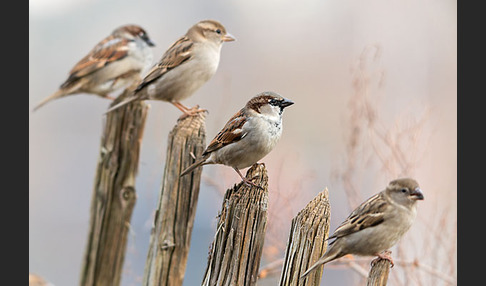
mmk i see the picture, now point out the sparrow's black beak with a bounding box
[410,188,424,200]
[279,98,294,108]
[143,35,156,47]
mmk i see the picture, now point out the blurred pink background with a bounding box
[30,1,456,285]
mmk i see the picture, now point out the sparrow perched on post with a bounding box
[105,19,235,115]
[33,24,155,111]
[180,91,294,187]
[300,178,424,280]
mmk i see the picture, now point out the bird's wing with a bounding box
[62,35,130,87]
[328,192,388,241]
[134,36,193,92]
[203,109,248,155]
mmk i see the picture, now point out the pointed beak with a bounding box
[279,98,294,108]
[222,33,236,42]
[410,188,424,200]
[146,39,156,47]
[143,36,156,47]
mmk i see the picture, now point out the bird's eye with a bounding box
[215,29,222,34]
[401,188,407,193]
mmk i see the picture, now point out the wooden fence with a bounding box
[77,96,391,286]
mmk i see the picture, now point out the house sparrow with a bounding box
[300,178,424,280]
[33,24,155,111]
[105,19,235,115]
[180,91,294,187]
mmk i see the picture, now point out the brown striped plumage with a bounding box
[33,24,155,111]
[134,37,194,93]
[105,20,235,115]
[329,192,388,240]
[300,178,424,280]
[180,92,294,187]
[204,112,247,155]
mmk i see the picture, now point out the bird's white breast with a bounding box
[147,42,221,101]
[210,112,283,169]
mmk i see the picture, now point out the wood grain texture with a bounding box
[202,163,269,286]
[143,113,207,286]
[366,257,392,286]
[279,189,331,286]
[80,88,149,286]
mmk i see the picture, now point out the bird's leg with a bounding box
[172,101,191,112]
[173,102,194,120]
[103,94,116,100]
[233,167,264,190]
[172,101,207,118]
[187,104,208,114]
[371,250,394,268]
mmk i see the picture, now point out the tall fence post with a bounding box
[80,89,149,286]
[143,113,207,286]
[202,163,269,286]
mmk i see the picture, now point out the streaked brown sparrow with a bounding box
[33,24,155,111]
[105,19,235,115]
[181,91,294,187]
[300,178,424,280]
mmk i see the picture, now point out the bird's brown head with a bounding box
[386,178,424,206]
[113,24,155,47]
[246,91,294,116]
[188,19,236,43]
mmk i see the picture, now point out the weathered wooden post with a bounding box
[143,113,207,286]
[279,189,331,286]
[366,255,392,286]
[80,88,149,286]
[202,163,269,286]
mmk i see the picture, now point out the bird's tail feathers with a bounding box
[32,89,67,112]
[180,156,210,177]
[300,250,341,281]
[300,259,326,281]
[104,96,140,114]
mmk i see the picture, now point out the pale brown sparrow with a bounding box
[300,178,424,280]
[180,91,294,186]
[105,19,235,115]
[33,24,155,111]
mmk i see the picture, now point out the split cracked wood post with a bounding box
[80,89,149,286]
[279,189,331,286]
[366,258,391,286]
[202,163,269,286]
[143,113,207,286]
